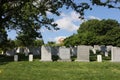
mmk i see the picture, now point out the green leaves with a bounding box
[64,19,120,47]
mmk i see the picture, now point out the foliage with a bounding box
[64,19,120,47]
[14,39,44,47]
[0,0,120,48]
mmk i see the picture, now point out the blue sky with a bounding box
[8,1,120,43]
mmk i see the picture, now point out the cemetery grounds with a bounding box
[0,56,120,80]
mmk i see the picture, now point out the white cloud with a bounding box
[88,16,101,20]
[55,11,82,32]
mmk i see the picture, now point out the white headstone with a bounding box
[111,47,120,62]
[29,54,33,61]
[97,55,102,62]
[59,47,71,61]
[14,55,18,61]
[24,47,30,56]
[41,46,52,61]
[76,45,90,62]
[94,45,101,51]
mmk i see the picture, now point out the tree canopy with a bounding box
[0,0,120,49]
[64,19,120,47]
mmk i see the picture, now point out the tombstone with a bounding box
[100,45,106,53]
[16,47,24,53]
[51,46,59,56]
[32,47,41,55]
[24,47,30,56]
[41,46,52,61]
[111,47,120,62]
[94,45,101,51]
[59,47,71,61]
[70,47,77,56]
[29,54,33,61]
[100,45,108,56]
[76,45,90,62]
[14,55,18,61]
[106,45,113,52]
[6,49,15,56]
[97,55,102,62]
[91,48,96,54]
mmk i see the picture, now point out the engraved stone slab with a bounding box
[41,46,52,61]
[111,47,120,62]
[76,45,90,62]
[59,47,71,61]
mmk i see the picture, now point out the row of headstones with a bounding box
[5,45,120,62]
[5,47,41,56]
[5,45,112,57]
[41,45,120,62]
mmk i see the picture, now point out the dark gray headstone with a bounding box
[70,47,77,56]
[51,46,59,56]
[76,45,90,62]
[6,49,15,56]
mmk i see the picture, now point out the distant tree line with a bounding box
[64,19,120,47]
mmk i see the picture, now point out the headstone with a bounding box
[14,55,18,61]
[111,47,120,62]
[29,54,33,61]
[41,46,52,61]
[59,47,71,61]
[100,45,106,53]
[6,49,15,56]
[105,52,108,57]
[32,47,41,55]
[106,45,113,52]
[94,45,101,51]
[91,48,96,54]
[97,55,102,62]
[16,47,24,53]
[51,46,59,56]
[70,47,77,56]
[76,45,90,62]
[24,47,30,56]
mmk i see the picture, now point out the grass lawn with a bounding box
[1,57,120,80]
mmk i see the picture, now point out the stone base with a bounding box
[111,60,120,62]
[58,59,71,62]
[40,59,52,62]
[75,60,89,62]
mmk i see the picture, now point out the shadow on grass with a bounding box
[0,55,14,65]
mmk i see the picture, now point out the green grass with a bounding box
[1,58,120,80]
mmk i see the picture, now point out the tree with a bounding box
[64,19,120,47]
[0,0,120,49]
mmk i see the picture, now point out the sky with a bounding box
[7,1,120,44]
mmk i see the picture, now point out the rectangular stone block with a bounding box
[111,47,120,62]
[59,47,71,61]
[29,54,33,61]
[76,45,90,62]
[14,55,18,61]
[97,55,102,62]
[41,46,52,61]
